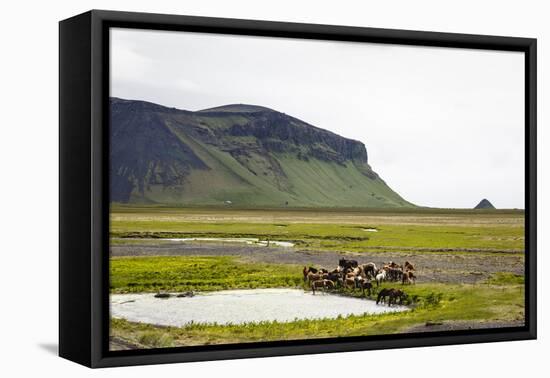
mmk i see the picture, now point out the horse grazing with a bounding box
[376,288,406,306]
[404,261,415,271]
[388,289,407,306]
[339,258,358,270]
[376,288,394,305]
[311,279,335,294]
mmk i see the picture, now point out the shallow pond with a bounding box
[111,288,408,327]
[118,237,295,248]
[165,237,294,247]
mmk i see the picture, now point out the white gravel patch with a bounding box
[111,288,408,327]
[130,237,296,248]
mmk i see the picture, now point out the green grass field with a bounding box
[111,206,524,253]
[111,256,303,293]
[109,207,525,349]
[110,256,524,348]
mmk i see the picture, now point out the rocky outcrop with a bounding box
[474,199,495,209]
[227,111,368,165]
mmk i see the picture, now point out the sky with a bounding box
[110,28,525,209]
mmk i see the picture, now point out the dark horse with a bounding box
[359,280,373,296]
[326,272,343,286]
[376,288,406,306]
[339,258,358,270]
[376,288,393,305]
[388,289,407,306]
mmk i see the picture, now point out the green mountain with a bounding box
[110,97,414,208]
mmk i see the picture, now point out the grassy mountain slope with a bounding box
[110,98,414,208]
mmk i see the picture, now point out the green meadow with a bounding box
[111,256,302,293]
[111,206,524,253]
[109,207,525,349]
[110,256,524,348]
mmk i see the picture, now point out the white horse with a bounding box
[375,269,387,287]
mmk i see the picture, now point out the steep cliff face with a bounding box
[110,98,413,208]
[224,111,369,165]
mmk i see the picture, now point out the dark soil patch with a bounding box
[404,319,525,333]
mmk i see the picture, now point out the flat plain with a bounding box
[109,206,525,350]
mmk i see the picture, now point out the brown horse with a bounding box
[344,277,356,290]
[361,263,377,278]
[404,261,415,271]
[306,271,322,284]
[311,279,335,294]
[402,271,416,285]
[303,267,321,282]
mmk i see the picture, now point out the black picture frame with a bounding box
[59,9,537,368]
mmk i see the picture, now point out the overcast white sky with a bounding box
[110,28,525,209]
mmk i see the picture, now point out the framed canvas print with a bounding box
[59,10,537,368]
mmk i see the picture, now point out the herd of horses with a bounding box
[302,258,416,306]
